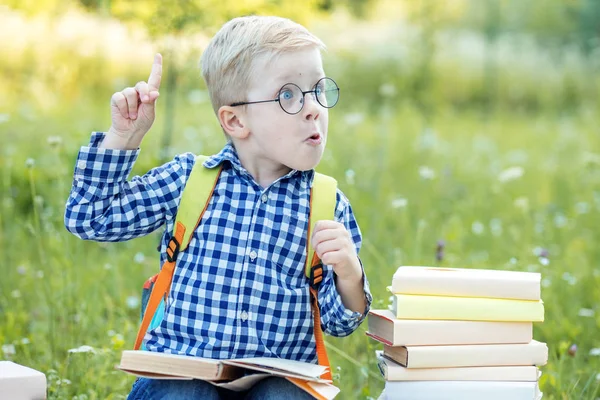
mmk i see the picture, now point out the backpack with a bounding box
[133,155,337,380]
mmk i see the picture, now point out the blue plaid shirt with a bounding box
[65,132,371,362]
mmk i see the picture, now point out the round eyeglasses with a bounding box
[230,77,340,115]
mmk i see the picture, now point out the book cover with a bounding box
[383,340,548,368]
[391,266,541,300]
[118,350,340,399]
[367,309,533,346]
[379,380,541,400]
[0,361,47,400]
[389,292,545,322]
[377,352,540,382]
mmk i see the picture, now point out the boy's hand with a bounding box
[106,53,162,147]
[311,220,362,282]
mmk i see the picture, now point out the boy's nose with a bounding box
[302,93,320,120]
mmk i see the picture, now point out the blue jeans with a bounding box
[127,376,315,399]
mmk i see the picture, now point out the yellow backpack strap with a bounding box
[306,172,338,279]
[134,155,222,350]
[306,172,337,381]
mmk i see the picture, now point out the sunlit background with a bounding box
[1,0,599,398]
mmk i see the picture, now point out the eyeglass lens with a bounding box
[278,78,339,114]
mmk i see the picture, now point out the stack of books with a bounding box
[367,266,548,400]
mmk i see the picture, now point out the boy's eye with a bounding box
[315,84,324,96]
[280,90,294,100]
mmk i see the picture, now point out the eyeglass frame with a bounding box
[229,77,340,115]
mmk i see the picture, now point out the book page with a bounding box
[223,357,328,379]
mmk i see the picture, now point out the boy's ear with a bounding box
[218,106,250,140]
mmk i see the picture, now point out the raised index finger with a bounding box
[148,53,162,91]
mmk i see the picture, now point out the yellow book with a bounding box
[389,291,544,322]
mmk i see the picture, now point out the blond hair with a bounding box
[200,16,326,116]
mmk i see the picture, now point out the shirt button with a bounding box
[77,161,86,169]
[261,194,268,203]
[249,250,257,261]
[240,310,248,322]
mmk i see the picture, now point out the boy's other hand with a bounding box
[311,221,362,283]
[108,53,162,144]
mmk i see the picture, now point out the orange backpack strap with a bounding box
[307,172,338,381]
[134,156,222,350]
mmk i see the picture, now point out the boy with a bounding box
[65,16,371,399]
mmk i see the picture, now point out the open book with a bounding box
[117,350,340,400]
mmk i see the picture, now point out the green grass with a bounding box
[1,7,599,397]
[1,91,599,399]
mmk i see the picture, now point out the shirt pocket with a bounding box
[269,209,309,286]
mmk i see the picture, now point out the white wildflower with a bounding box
[418,166,436,180]
[2,344,16,357]
[471,221,485,235]
[575,202,590,214]
[379,83,397,98]
[590,348,600,356]
[25,158,35,168]
[490,218,503,237]
[498,166,524,183]
[539,257,549,266]
[578,308,595,318]
[391,197,408,209]
[345,169,355,185]
[21,338,30,345]
[34,196,44,207]
[541,278,552,288]
[133,252,145,264]
[126,296,140,309]
[514,197,529,211]
[47,136,62,147]
[68,345,96,354]
[188,90,208,104]
[554,214,568,228]
[562,272,577,285]
[343,113,365,126]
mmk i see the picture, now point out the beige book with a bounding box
[377,353,540,382]
[367,309,533,346]
[0,361,47,400]
[118,350,339,399]
[383,340,548,368]
[392,266,541,300]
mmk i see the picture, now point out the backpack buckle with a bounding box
[309,263,324,290]
[166,237,180,263]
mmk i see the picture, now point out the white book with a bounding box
[379,381,542,400]
[0,361,47,400]
[391,266,541,300]
[377,352,540,382]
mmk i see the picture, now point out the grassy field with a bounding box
[1,7,600,400]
